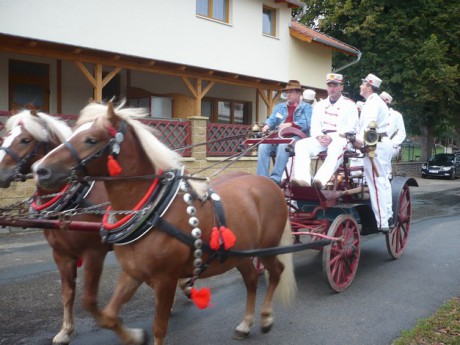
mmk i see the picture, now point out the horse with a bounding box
[33,101,297,345]
[0,109,112,344]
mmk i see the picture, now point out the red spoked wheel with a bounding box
[386,183,412,259]
[322,214,360,292]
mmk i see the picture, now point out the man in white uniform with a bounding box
[355,74,393,231]
[380,91,406,160]
[292,73,359,188]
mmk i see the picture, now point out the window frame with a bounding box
[201,97,251,124]
[196,0,230,23]
[262,5,277,37]
[8,59,50,113]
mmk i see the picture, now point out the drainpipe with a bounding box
[333,50,362,72]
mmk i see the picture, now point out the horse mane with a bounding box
[6,110,72,143]
[78,102,183,172]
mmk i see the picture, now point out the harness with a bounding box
[0,142,49,181]
[30,181,95,215]
[100,168,184,245]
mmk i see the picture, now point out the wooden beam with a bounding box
[102,66,121,88]
[75,61,96,87]
[94,64,103,101]
[181,77,198,99]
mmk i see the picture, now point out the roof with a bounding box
[275,0,305,8]
[289,21,360,57]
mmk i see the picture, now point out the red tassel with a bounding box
[107,155,122,176]
[220,226,236,250]
[77,258,83,268]
[190,287,212,309]
[209,226,220,250]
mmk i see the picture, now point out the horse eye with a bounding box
[20,138,32,144]
[85,138,98,145]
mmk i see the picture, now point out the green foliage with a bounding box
[297,0,459,144]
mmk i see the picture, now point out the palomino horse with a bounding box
[33,102,297,345]
[0,110,111,344]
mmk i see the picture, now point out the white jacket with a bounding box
[310,95,359,139]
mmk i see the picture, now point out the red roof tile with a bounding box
[290,21,360,56]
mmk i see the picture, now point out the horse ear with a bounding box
[107,102,121,128]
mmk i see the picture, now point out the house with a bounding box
[0,0,360,201]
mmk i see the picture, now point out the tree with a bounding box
[297,0,460,160]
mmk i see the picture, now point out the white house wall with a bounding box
[289,38,332,90]
[0,0,298,83]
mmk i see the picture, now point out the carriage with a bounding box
[0,103,417,344]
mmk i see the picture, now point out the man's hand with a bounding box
[354,139,364,148]
[262,124,270,133]
[317,135,332,147]
[278,122,293,130]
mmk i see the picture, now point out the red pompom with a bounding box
[77,258,83,268]
[190,287,212,309]
[209,226,220,250]
[107,155,122,176]
[220,226,236,250]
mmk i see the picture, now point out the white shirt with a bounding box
[387,108,406,146]
[358,93,389,140]
[310,95,359,139]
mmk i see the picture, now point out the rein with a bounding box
[64,121,128,177]
[0,142,48,181]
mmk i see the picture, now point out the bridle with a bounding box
[0,139,49,181]
[63,120,127,178]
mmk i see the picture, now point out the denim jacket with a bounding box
[265,102,312,136]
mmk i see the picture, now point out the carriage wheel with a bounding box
[386,183,412,259]
[322,214,360,292]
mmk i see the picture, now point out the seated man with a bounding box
[292,73,359,188]
[256,80,312,186]
[257,80,312,185]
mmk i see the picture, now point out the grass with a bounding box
[392,297,460,345]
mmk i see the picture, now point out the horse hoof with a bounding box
[261,324,273,334]
[233,330,250,340]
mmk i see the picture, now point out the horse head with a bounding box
[33,101,182,194]
[0,109,72,188]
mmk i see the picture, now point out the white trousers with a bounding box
[293,136,347,186]
[363,138,393,228]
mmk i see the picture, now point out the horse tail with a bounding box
[274,217,297,305]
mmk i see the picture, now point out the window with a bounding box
[9,60,49,112]
[196,0,229,23]
[201,98,251,124]
[263,6,277,36]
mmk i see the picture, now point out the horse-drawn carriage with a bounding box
[0,103,417,344]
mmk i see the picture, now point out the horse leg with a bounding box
[233,259,259,340]
[80,250,107,315]
[258,256,283,334]
[151,276,179,345]
[51,251,77,345]
[93,270,145,345]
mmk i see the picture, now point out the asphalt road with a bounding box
[0,177,459,345]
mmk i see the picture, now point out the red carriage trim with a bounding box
[102,170,163,230]
[31,184,71,211]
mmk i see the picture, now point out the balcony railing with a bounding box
[0,112,192,157]
[206,123,251,156]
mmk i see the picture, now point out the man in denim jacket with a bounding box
[256,80,312,186]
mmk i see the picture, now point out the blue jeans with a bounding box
[256,143,290,183]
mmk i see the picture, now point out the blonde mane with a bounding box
[6,110,72,143]
[78,102,183,172]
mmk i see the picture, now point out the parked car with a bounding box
[421,153,460,179]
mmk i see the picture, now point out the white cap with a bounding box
[362,73,382,88]
[326,73,344,84]
[379,91,393,104]
[303,89,316,101]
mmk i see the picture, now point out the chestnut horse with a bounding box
[33,102,297,345]
[0,110,111,344]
